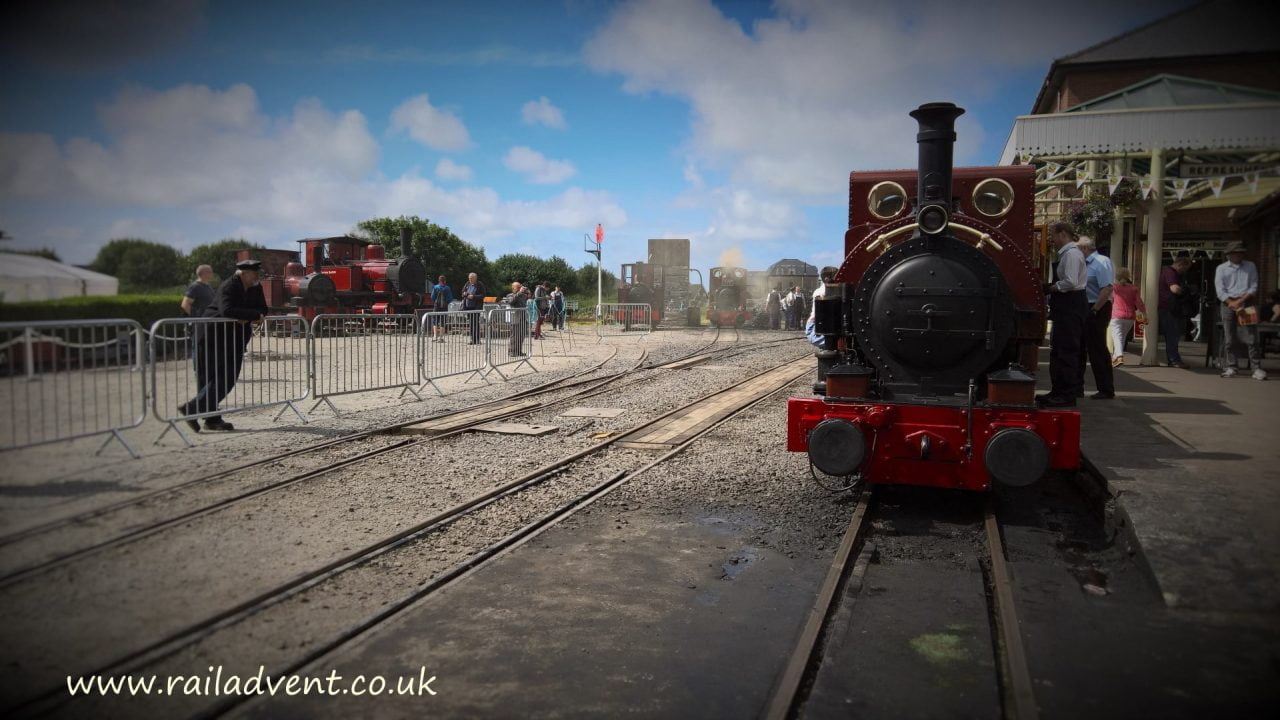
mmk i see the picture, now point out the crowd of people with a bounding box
[175,267,570,430]
[1039,222,1267,408]
[765,286,808,330]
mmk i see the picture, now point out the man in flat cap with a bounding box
[180,259,269,431]
[1214,241,1265,380]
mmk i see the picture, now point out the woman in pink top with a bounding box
[1109,267,1146,366]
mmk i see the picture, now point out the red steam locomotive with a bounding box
[787,102,1080,492]
[618,261,666,324]
[706,266,752,327]
[237,229,427,319]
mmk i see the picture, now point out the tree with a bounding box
[490,253,545,288]
[576,262,617,299]
[354,216,490,292]
[186,238,263,281]
[490,253,579,294]
[90,238,186,290]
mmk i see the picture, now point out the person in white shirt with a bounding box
[1038,222,1089,407]
[1214,242,1265,380]
[805,267,837,349]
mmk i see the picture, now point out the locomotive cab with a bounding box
[788,103,1080,492]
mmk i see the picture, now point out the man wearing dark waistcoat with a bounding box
[180,259,268,431]
[1038,222,1088,408]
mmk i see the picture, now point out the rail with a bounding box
[0,319,147,458]
[418,310,490,395]
[309,314,422,416]
[483,307,537,380]
[148,316,311,445]
[595,303,652,339]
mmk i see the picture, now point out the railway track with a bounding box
[12,345,814,717]
[0,328,796,585]
[764,489,1038,720]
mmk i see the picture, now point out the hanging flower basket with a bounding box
[1066,193,1115,237]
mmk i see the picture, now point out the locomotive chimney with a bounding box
[908,102,965,234]
[400,228,413,259]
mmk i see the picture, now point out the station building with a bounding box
[1000,0,1280,363]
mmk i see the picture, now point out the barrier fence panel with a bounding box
[419,310,490,395]
[309,314,422,416]
[595,303,653,339]
[0,319,146,458]
[484,307,536,380]
[149,316,311,445]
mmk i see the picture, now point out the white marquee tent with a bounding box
[0,254,119,302]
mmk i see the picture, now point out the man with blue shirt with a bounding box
[1215,242,1265,380]
[1076,237,1115,399]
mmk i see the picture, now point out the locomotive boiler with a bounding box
[706,266,752,327]
[787,102,1080,491]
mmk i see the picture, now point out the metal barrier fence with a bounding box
[419,310,490,395]
[484,307,536,380]
[595,303,653,338]
[309,314,421,416]
[0,319,147,458]
[149,316,311,445]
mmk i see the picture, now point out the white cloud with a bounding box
[0,83,626,262]
[503,146,577,184]
[434,158,474,182]
[584,0,1177,198]
[521,96,567,129]
[389,94,471,151]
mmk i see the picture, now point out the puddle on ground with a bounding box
[720,546,760,579]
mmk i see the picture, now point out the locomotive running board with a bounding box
[615,357,814,450]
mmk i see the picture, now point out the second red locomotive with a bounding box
[706,266,752,327]
[238,229,427,319]
[787,102,1080,491]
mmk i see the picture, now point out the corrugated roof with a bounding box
[1059,0,1279,66]
[1000,103,1280,163]
[1067,74,1280,111]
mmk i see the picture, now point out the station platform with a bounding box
[1067,339,1280,615]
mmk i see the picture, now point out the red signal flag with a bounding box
[595,224,604,245]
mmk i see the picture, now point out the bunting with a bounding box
[1208,177,1225,198]
[1107,175,1123,195]
[1172,178,1189,201]
[1076,168,1092,189]
[1139,178,1154,199]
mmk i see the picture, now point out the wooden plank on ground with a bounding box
[473,422,559,436]
[615,357,813,451]
[399,399,543,435]
[657,355,714,370]
[559,407,627,418]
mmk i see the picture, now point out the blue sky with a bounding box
[1,0,1191,274]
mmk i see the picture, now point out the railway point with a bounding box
[2,1,1279,718]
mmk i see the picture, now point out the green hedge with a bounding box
[0,294,185,330]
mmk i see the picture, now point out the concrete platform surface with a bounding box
[1070,342,1279,614]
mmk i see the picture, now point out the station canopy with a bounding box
[0,254,119,302]
[1001,74,1280,242]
